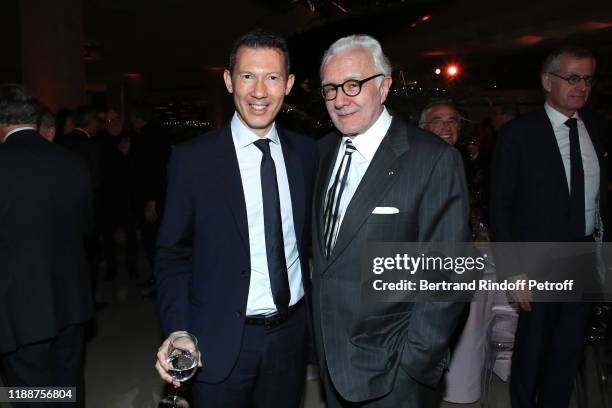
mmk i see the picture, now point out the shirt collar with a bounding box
[4,126,36,141]
[74,127,92,138]
[345,107,392,162]
[544,102,581,129]
[230,112,279,149]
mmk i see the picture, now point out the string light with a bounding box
[446,65,459,77]
[162,120,211,128]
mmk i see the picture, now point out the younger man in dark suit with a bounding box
[154,30,317,407]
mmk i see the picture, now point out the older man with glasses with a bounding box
[419,101,462,146]
[312,34,470,408]
[491,46,607,408]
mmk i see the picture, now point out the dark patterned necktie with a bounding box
[323,139,356,258]
[254,139,290,314]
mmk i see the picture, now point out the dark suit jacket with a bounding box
[155,125,317,383]
[311,117,471,402]
[130,122,172,217]
[98,131,136,217]
[0,130,94,354]
[491,107,609,245]
[61,129,104,194]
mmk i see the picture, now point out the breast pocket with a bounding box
[367,213,399,225]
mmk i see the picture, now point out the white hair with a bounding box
[418,101,459,127]
[320,34,392,82]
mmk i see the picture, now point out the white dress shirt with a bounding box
[3,127,36,141]
[231,113,303,316]
[325,108,393,248]
[544,103,599,235]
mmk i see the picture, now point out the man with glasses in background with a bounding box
[491,46,608,407]
[419,100,462,146]
[311,34,470,407]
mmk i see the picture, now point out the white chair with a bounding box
[575,303,611,408]
[482,305,518,408]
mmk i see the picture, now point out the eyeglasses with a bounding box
[321,73,384,101]
[421,118,461,128]
[548,72,595,86]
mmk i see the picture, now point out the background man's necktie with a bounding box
[565,118,585,238]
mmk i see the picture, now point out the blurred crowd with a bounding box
[42,104,172,303]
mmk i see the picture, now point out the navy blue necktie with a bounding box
[254,139,290,314]
[565,118,585,239]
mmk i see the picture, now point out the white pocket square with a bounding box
[372,206,399,214]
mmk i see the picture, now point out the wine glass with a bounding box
[159,333,199,408]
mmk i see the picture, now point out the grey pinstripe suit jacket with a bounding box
[311,117,471,404]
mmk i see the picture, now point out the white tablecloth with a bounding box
[442,261,516,403]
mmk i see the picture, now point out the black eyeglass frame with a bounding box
[320,73,385,101]
[547,72,595,86]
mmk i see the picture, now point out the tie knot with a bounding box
[254,138,272,156]
[565,118,578,130]
[344,140,356,156]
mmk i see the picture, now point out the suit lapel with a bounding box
[214,126,250,252]
[582,113,605,163]
[278,129,305,250]
[325,118,410,268]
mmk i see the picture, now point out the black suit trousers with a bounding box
[320,348,440,408]
[102,201,139,277]
[191,305,307,408]
[510,302,591,408]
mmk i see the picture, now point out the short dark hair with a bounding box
[0,83,41,127]
[72,105,98,128]
[228,29,291,76]
[541,46,595,74]
[37,106,56,129]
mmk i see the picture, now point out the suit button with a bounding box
[241,270,249,278]
[235,311,242,318]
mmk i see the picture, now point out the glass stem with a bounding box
[172,387,179,407]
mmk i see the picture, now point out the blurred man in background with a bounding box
[419,100,462,146]
[99,109,139,281]
[37,106,56,142]
[491,46,607,408]
[0,83,93,407]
